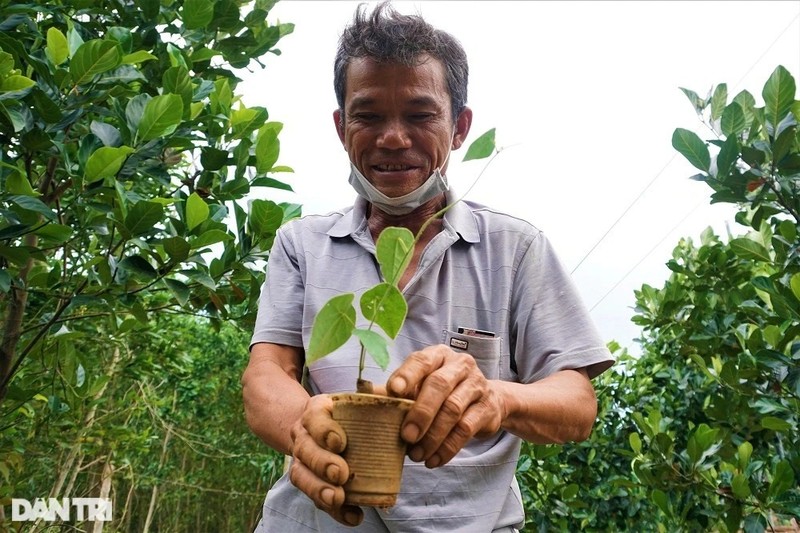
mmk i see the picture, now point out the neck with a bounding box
[367,193,447,241]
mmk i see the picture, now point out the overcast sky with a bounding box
[240,1,800,353]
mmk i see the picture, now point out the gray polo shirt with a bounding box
[251,192,614,532]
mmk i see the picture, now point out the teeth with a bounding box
[377,165,410,171]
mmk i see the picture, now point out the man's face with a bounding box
[334,55,471,199]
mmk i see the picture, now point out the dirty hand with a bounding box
[386,344,506,468]
[288,394,363,527]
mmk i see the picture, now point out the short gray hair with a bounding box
[333,1,469,121]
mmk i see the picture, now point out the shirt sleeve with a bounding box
[250,225,306,350]
[510,232,614,383]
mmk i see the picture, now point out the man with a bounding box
[242,3,614,531]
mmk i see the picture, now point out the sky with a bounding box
[239,1,800,354]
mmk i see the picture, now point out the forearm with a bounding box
[493,368,597,444]
[242,343,309,454]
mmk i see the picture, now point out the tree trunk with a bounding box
[91,456,113,533]
[142,393,175,533]
[0,232,37,401]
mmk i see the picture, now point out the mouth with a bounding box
[372,163,417,172]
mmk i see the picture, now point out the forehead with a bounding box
[344,55,449,107]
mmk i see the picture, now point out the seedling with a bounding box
[306,128,500,393]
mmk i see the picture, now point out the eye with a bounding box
[352,112,379,123]
[409,113,434,122]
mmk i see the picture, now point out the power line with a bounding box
[571,10,799,279]
[570,153,677,274]
[589,199,706,312]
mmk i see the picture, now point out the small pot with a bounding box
[330,392,414,507]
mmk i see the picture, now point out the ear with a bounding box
[450,106,473,150]
[333,109,346,146]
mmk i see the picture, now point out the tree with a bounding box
[1,0,294,529]
[0,0,296,402]
[628,65,799,531]
[515,65,799,532]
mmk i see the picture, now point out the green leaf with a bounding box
[255,128,280,173]
[720,103,746,137]
[70,40,122,86]
[680,87,706,113]
[760,416,792,431]
[124,201,164,237]
[137,94,183,141]
[0,75,35,92]
[730,238,771,262]
[352,328,390,371]
[231,106,268,138]
[710,83,727,121]
[629,432,642,454]
[737,441,753,471]
[768,460,794,499]
[790,273,800,302]
[5,171,37,196]
[0,269,11,293]
[46,27,69,66]
[360,283,407,339]
[10,195,55,220]
[249,199,283,239]
[34,224,72,243]
[762,65,796,128]
[462,128,496,162]
[162,236,190,262]
[121,50,157,64]
[164,278,190,306]
[672,128,710,172]
[376,227,414,286]
[183,0,215,29]
[90,121,122,147]
[118,255,157,279]
[731,473,751,499]
[84,146,134,182]
[190,229,232,249]
[716,135,739,179]
[651,489,670,516]
[186,192,209,231]
[307,293,356,364]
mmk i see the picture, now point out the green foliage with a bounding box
[515,66,799,532]
[632,65,800,530]
[0,0,293,529]
[0,0,296,392]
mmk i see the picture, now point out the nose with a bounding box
[376,119,412,150]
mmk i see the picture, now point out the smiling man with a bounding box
[242,2,614,531]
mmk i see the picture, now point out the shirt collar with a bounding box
[327,190,480,244]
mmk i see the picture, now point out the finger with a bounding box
[401,353,474,444]
[302,395,347,454]
[387,346,447,399]
[292,430,350,486]
[407,377,483,463]
[288,460,363,526]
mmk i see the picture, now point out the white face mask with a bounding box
[347,150,452,217]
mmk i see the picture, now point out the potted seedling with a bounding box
[305,129,498,507]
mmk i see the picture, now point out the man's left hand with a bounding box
[386,344,506,468]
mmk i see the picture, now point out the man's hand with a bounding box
[288,395,364,527]
[386,344,506,468]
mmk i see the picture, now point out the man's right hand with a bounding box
[288,394,364,527]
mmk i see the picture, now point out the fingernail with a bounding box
[343,509,361,526]
[321,487,334,507]
[427,454,441,468]
[390,376,407,395]
[326,464,340,483]
[409,445,424,462]
[325,431,342,451]
[403,423,420,443]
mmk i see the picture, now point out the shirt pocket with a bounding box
[442,329,502,380]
